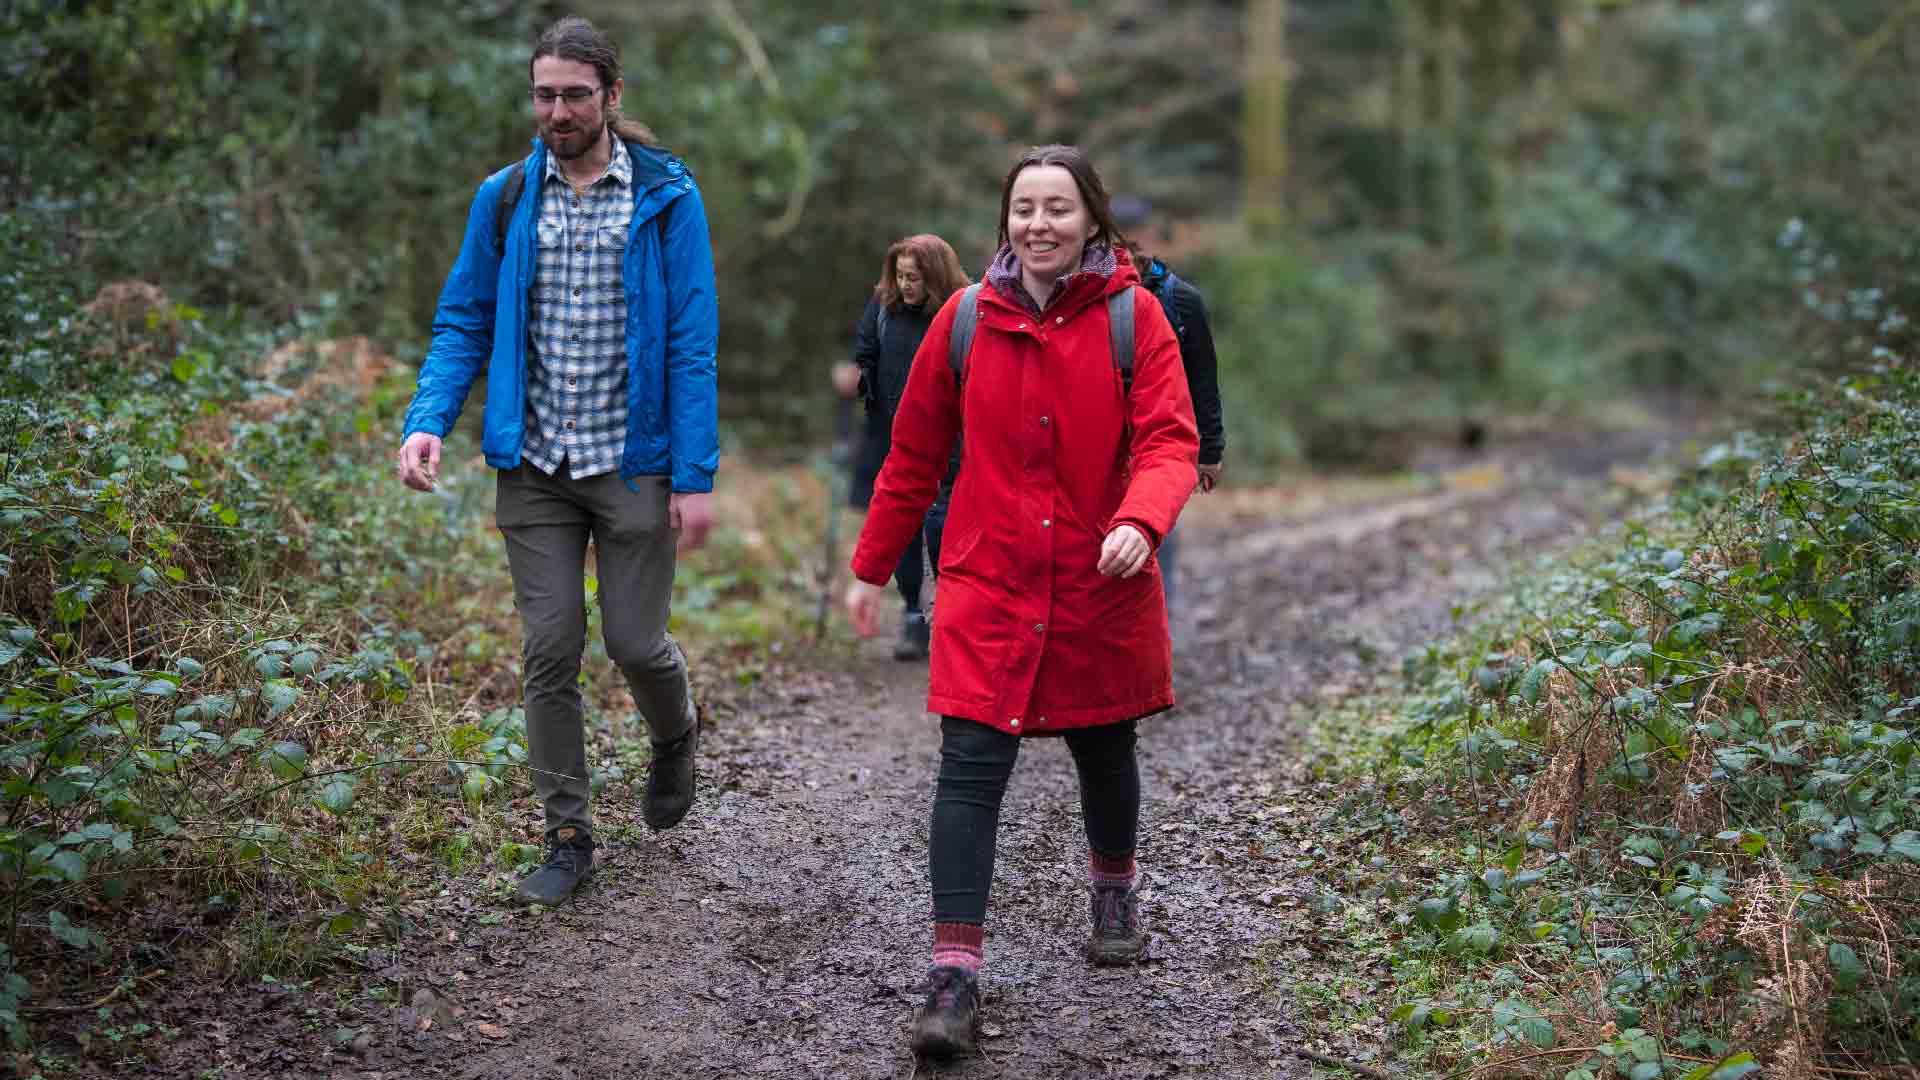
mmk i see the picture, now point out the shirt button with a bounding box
[572,287,582,297]
[567,377,577,388]
[564,420,576,431]
[575,242,584,252]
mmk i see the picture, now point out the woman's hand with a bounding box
[831,361,862,398]
[1097,524,1152,578]
[844,579,890,637]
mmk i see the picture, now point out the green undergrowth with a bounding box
[0,216,819,1055]
[1292,363,1920,1078]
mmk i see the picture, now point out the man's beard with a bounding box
[542,112,606,160]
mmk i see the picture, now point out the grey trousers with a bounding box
[495,464,694,837]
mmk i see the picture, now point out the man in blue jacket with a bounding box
[397,16,720,907]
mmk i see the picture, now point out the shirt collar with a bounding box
[544,133,632,188]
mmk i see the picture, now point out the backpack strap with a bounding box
[493,163,527,255]
[948,283,984,387]
[1107,285,1135,394]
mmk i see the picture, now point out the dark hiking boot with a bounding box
[893,611,931,661]
[643,706,700,830]
[513,828,595,906]
[1084,884,1147,966]
[911,965,980,1059]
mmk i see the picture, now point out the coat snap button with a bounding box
[1042,519,1051,528]
[1055,316,1063,325]
[1010,717,1022,728]
[1039,416,1050,426]
[1033,623,1044,633]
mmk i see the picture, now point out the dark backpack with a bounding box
[491,147,668,254]
[1141,261,1189,344]
[493,164,528,253]
[947,282,1137,392]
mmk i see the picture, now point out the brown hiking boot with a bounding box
[910,965,979,1059]
[1084,884,1147,966]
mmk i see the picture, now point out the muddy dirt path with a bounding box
[213,430,1685,1080]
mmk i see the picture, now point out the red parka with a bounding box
[850,249,1199,735]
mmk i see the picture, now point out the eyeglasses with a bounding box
[530,86,601,107]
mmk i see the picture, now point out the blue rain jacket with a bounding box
[402,138,720,493]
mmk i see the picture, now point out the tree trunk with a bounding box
[1242,0,1290,236]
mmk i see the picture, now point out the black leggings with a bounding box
[893,498,949,612]
[930,716,1139,925]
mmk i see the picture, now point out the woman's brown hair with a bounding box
[995,144,1125,251]
[873,234,971,311]
[530,16,658,147]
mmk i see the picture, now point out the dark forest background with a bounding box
[8,0,1917,468]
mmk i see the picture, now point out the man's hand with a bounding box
[831,361,861,398]
[1097,524,1152,578]
[844,579,889,637]
[398,432,443,492]
[1197,461,1224,493]
[669,491,716,552]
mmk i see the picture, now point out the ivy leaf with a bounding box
[1449,922,1500,955]
[1828,942,1863,991]
[1854,831,1885,855]
[1389,1001,1432,1031]
[261,681,301,720]
[263,742,308,781]
[47,911,102,951]
[1414,896,1463,932]
[1886,830,1920,861]
[461,769,494,804]
[1708,1053,1761,1080]
[1630,1063,1663,1080]
[49,850,87,882]
[316,778,355,815]
[1518,660,1557,704]
[1517,1015,1555,1048]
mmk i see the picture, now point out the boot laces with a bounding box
[1093,886,1136,937]
[540,837,592,876]
[927,968,976,1010]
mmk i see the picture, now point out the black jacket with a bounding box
[847,294,957,507]
[851,294,934,427]
[1139,258,1225,466]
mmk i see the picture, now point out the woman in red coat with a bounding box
[844,144,1198,1058]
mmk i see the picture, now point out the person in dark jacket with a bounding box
[1112,197,1225,625]
[830,234,970,660]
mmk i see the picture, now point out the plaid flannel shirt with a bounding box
[522,138,635,478]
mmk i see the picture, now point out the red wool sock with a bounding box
[1089,849,1137,889]
[932,921,984,974]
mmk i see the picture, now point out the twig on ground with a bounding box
[1295,1048,1391,1080]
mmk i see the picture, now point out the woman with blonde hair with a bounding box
[845,146,1198,1057]
[831,234,971,659]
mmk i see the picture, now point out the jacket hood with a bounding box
[527,136,690,196]
[990,240,1136,315]
[984,243,1140,317]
